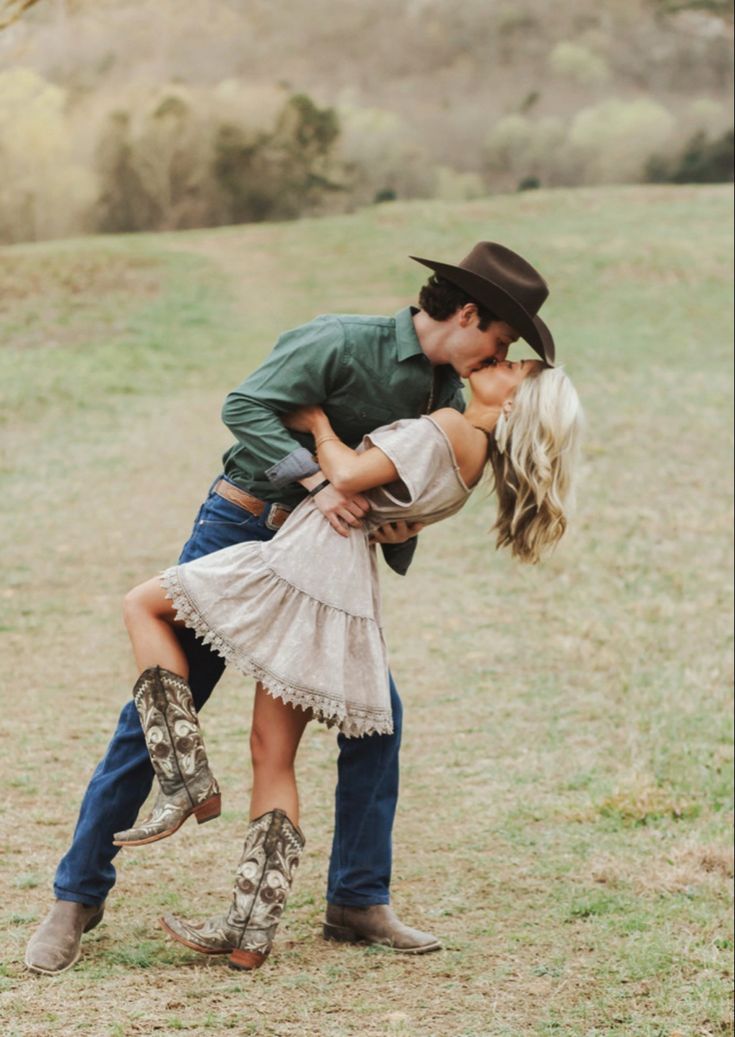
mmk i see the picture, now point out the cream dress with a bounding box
[161,416,473,738]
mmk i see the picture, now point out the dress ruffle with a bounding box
[160,565,394,738]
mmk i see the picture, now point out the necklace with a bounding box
[424,368,439,414]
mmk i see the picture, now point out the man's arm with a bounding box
[224,317,372,535]
[222,317,346,486]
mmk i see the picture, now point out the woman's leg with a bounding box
[159,684,308,967]
[112,578,221,847]
[249,683,311,827]
[123,577,188,677]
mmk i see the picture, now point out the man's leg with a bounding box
[326,675,402,907]
[324,675,440,952]
[53,633,224,905]
[27,482,275,973]
[26,630,225,974]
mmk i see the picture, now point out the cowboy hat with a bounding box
[410,241,555,365]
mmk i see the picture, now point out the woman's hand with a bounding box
[282,405,326,434]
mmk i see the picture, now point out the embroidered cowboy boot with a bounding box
[113,666,221,846]
[159,808,304,970]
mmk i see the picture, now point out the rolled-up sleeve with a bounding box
[266,447,320,487]
[222,318,346,484]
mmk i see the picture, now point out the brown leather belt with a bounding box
[213,479,292,530]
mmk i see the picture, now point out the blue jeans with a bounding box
[54,479,402,908]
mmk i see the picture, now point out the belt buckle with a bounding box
[265,504,288,531]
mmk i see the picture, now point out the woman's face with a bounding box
[469,358,544,408]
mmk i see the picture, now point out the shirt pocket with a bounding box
[327,391,403,431]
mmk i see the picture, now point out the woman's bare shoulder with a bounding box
[427,408,484,483]
[427,408,471,442]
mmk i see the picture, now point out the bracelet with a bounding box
[315,435,340,449]
[305,479,331,499]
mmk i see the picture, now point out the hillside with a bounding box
[1,184,733,1036]
[0,0,733,244]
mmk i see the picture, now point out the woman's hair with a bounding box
[419,274,499,329]
[487,366,583,564]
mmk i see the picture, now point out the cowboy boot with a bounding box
[323,904,441,953]
[159,808,304,970]
[25,900,105,975]
[112,666,221,846]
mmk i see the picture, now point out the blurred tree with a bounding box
[646,127,734,181]
[270,93,342,211]
[213,93,342,223]
[569,97,676,183]
[0,0,43,32]
[212,123,273,223]
[337,103,436,203]
[649,1,733,16]
[549,41,611,86]
[0,67,95,242]
[95,111,145,232]
[95,88,213,232]
[484,113,569,188]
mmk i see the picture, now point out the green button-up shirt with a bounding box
[221,306,465,507]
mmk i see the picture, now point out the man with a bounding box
[25,241,554,973]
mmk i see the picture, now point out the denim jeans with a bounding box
[54,478,402,908]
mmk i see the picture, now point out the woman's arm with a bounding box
[287,405,487,495]
[284,407,399,495]
[312,412,399,495]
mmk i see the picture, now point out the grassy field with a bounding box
[0,186,732,1037]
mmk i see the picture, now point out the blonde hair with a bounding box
[487,366,583,564]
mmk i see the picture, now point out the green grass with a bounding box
[0,185,732,1037]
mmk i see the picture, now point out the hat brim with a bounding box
[411,256,555,366]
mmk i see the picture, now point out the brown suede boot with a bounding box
[25,900,105,974]
[323,904,441,953]
[113,666,220,846]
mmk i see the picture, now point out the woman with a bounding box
[115,358,582,970]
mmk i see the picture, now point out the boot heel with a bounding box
[194,794,221,824]
[229,947,268,971]
[323,922,360,944]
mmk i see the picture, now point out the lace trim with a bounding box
[160,568,393,739]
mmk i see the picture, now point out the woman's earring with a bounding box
[495,412,509,454]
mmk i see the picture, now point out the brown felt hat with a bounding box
[411,241,555,365]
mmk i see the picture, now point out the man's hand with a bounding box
[370,520,425,545]
[311,483,371,537]
[282,405,326,434]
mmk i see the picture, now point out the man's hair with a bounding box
[418,274,499,330]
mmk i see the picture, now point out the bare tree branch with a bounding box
[0,0,45,32]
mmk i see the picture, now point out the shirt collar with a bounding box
[394,306,426,362]
[395,306,463,395]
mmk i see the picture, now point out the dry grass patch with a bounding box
[597,774,701,825]
[590,840,734,895]
[0,248,162,351]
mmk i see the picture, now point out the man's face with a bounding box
[446,305,519,378]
